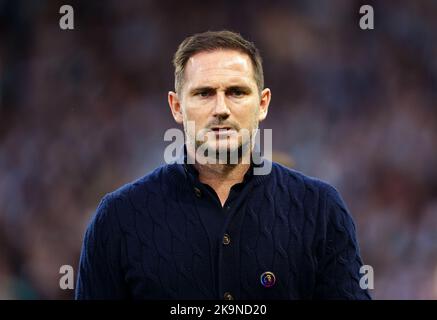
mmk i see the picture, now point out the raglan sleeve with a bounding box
[313,185,372,300]
[75,194,129,299]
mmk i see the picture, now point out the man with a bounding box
[76,30,371,300]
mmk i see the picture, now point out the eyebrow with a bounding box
[189,85,252,95]
[189,87,215,95]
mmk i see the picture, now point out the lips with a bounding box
[210,126,233,131]
[209,126,237,137]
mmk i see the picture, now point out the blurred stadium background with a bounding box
[0,0,436,299]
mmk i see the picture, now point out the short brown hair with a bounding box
[172,30,264,95]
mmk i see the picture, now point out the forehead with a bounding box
[183,49,256,88]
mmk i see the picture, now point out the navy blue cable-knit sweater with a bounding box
[75,156,371,300]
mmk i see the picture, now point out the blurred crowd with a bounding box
[0,0,436,299]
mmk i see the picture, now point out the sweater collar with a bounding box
[168,144,271,186]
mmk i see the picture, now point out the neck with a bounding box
[188,146,252,183]
[187,147,252,206]
[196,162,250,207]
[194,162,250,185]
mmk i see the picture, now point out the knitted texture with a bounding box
[75,161,371,300]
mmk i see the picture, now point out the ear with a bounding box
[258,88,271,122]
[168,91,184,124]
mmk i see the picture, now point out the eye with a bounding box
[229,88,246,97]
[195,90,213,97]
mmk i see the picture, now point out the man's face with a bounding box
[168,49,271,160]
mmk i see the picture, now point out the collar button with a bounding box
[194,187,202,198]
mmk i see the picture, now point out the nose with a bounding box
[212,91,230,118]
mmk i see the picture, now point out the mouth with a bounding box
[210,126,233,131]
[209,126,238,137]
